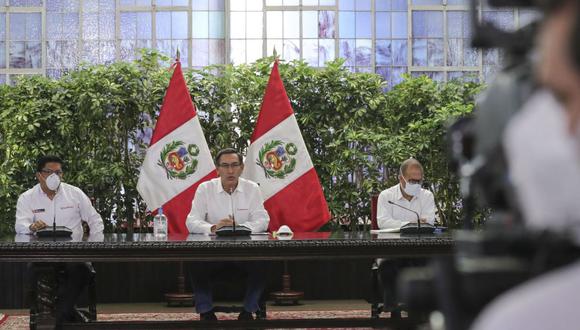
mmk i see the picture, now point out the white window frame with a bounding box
[0,0,531,84]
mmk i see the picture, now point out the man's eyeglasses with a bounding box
[40,169,63,175]
[217,163,241,169]
[403,177,423,185]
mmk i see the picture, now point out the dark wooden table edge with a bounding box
[0,243,454,262]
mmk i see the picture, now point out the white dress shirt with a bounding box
[186,177,270,234]
[471,260,580,330]
[15,183,104,234]
[377,183,436,230]
[504,90,580,231]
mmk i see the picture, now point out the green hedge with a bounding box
[0,50,483,234]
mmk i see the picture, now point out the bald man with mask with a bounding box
[376,158,436,316]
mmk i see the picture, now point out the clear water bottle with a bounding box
[153,206,167,237]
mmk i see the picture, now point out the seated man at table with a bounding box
[376,158,436,315]
[377,158,436,230]
[15,155,104,326]
[186,148,269,321]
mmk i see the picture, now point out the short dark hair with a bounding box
[399,158,424,177]
[215,148,243,165]
[36,155,64,172]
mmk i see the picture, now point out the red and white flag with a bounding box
[137,60,217,234]
[242,60,330,232]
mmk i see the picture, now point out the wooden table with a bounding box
[0,231,454,329]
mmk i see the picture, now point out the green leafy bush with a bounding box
[0,52,482,234]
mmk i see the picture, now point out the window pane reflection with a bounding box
[10,41,41,68]
[9,13,42,68]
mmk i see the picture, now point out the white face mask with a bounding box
[45,173,61,191]
[402,177,421,196]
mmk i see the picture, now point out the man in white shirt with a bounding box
[15,155,104,327]
[187,148,269,321]
[377,158,436,230]
[376,158,436,316]
[186,154,269,235]
[15,157,104,235]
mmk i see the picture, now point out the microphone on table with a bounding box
[52,208,57,240]
[52,196,58,240]
[52,184,61,239]
[215,185,251,237]
[388,200,421,231]
[229,187,236,233]
[35,187,72,239]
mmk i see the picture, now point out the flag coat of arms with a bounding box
[137,60,217,234]
[242,60,330,232]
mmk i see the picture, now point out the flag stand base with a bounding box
[270,261,303,305]
[164,261,194,307]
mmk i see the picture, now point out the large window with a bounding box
[0,0,534,85]
[230,0,263,65]
[191,0,226,68]
[82,0,116,66]
[262,0,337,67]
[375,0,408,86]
[2,0,43,84]
[46,1,78,78]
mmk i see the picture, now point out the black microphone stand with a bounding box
[230,187,236,233]
[52,197,57,241]
[388,200,422,232]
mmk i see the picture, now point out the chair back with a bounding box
[370,194,379,230]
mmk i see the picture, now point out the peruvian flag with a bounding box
[242,60,330,232]
[137,60,217,234]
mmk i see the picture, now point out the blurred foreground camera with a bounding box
[420,0,580,329]
[398,229,580,330]
[397,1,580,329]
[448,0,540,226]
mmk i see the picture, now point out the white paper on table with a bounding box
[370,228,400,234]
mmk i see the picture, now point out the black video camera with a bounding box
[398,228,580,330]
[433,1,580,329]
[447,0,544,228]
